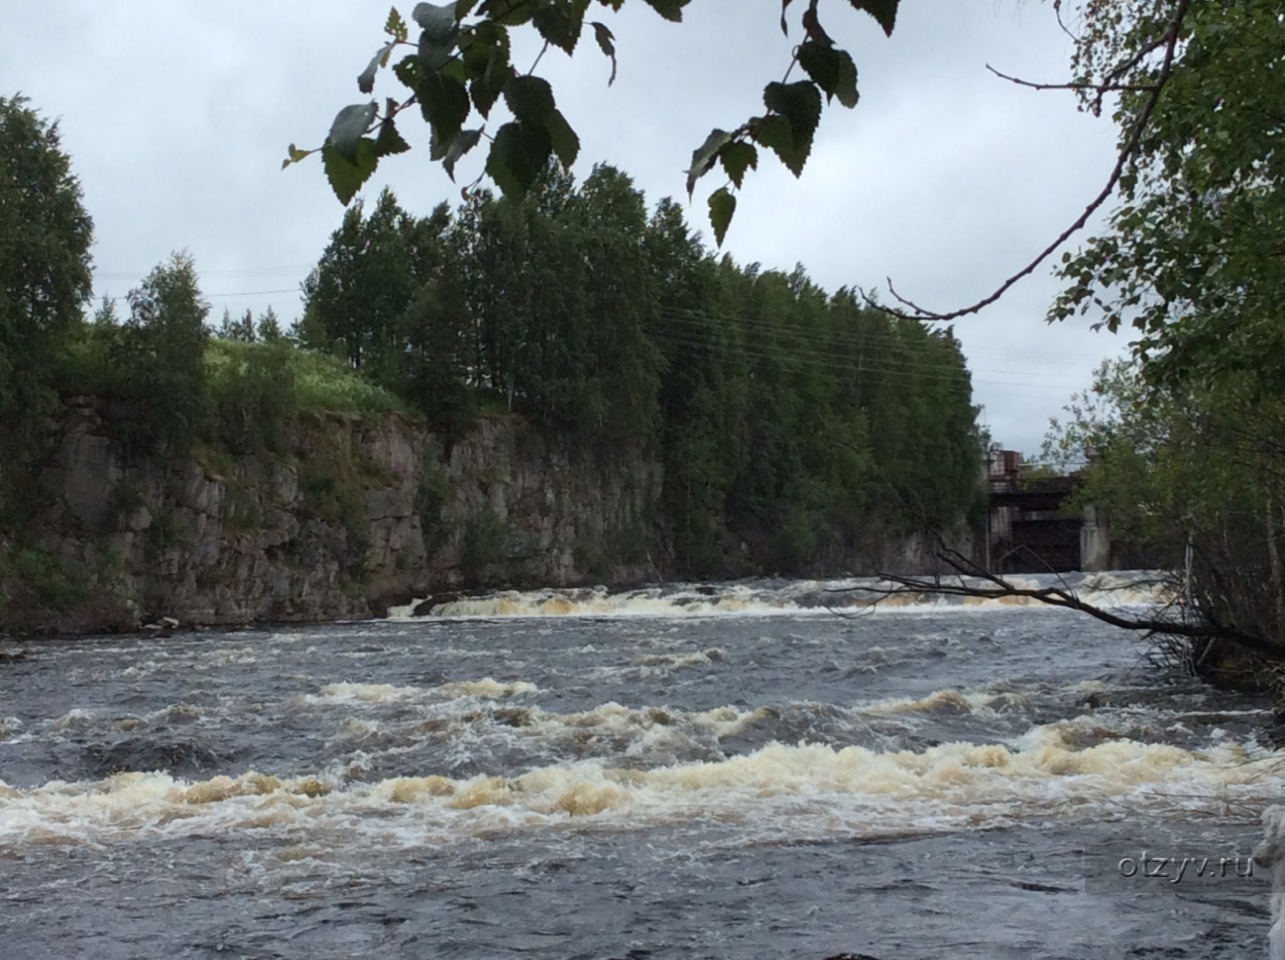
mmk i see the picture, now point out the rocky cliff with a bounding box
[3,398,661,633]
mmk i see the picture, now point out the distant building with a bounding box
[984,446,1105,573]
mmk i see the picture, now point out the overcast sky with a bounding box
[3,0,1131,456]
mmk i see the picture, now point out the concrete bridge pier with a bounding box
[1080,504,1112,572]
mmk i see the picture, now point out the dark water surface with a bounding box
[1,579,1281,959]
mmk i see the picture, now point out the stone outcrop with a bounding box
[5,399,661,633]
[2,398,972,636]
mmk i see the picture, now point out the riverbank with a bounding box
[1,399,971,637]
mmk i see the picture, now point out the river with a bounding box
[1,574,1280,959]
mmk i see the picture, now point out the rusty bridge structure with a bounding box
[983,450,1111,574]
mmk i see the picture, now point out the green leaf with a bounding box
[322,139,379,205]
[470,69,512,118]
[393,52,424,89]
[414,1,460,69]
[418,30,459,72]
[764,80,822,141]
[800,5,834,45]
[533,1,589,55]
[413,1,456,36]
[454,0,480,17]
[328,103,378,160]
[385,7,409,42]
[429,125,451,161]
[590,21,617,85]
[417,73,471,145]
[640,0,688,22]
[461,22,512,117]
[441,127,483,181]
[479,0,536,26]
[758,80,822,176]
[718,141,758,188]
[832,51,858,109]
[503,74,556,124]
[546,108,580,168]
[462,21,507,78]
[280,143,316,170]
[797,41,858,109]
[485,120,552,198]
[780,0,794,34]
[708,186,736,247]
[846,0,899,36]
[687,128,732,198]
[439,56,467,85]
[359,42,397,94]
[753,115,806,177]
[374,108,412,158]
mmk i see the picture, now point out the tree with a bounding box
[1050,0,1285,391]
[117,253,211,456]
[1036,1,1285,668]
[256,306,284,342]
[287,1,900,242]
[217,307,257,342]
[300,187,418,370]
[1038,353,1285,677]
[394,267,478,440]
[0,94,94,484]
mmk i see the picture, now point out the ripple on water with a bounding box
[0,589,1276,959]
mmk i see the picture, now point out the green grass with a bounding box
[204,339,408,416]
[1,546,88,610]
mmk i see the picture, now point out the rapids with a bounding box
[1,575,1279,958]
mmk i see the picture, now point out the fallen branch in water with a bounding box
[842,546,1280,660]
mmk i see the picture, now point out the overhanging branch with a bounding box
[843,542,1278,658]
[873,0,1191,324]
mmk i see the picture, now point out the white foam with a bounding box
[3,721,1279,850]
[313,682,423,703]
[435,678,539,699]
[307,677,539,705]
[386,573,1170,622]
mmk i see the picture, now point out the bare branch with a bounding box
[845,543,1279,659]
[1052,0,1079,45]
[874,0,1191,324]
[528,40,550,76]
[1100,29,1176,90]
[985,63,1160,95]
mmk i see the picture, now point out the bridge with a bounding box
[983,450,1111,574]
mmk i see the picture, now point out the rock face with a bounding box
[11,400,661,632]
[4,399,972,635]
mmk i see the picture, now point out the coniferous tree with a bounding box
[256,306,284,342]
[0,95,94,495]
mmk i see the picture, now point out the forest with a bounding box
[290,167,983,571]
[0,94,984,620]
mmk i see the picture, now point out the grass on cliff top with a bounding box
[205,339,408,416]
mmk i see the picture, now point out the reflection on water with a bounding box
[0,575,1278,959]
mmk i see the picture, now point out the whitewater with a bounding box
[0,574,1278,958]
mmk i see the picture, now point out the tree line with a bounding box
[294,165,984,572]
[1030,1,1285,683]
[1,90,982,587]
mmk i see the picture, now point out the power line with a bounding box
[645,327,978,391]
[93,266,311,282]
[91,287,300,302]
[659,302,1109,371]
[649,308,1089,391]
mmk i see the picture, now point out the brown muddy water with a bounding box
[0,574,1280,959]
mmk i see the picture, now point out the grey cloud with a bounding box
[0,0,1131,456]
